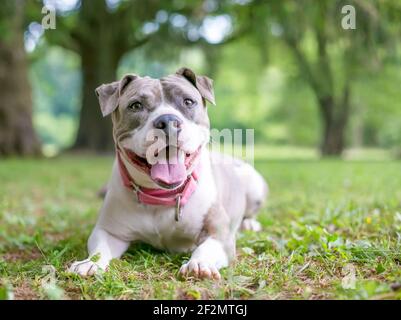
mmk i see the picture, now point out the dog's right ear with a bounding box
[95,74,138,117]
[95,81,119,117]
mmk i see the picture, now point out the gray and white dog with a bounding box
[69,68,268,279]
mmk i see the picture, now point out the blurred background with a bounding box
[0,0,401,160]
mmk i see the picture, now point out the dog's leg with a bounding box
[179,237,229,280]
[68,227,130,276]
[239,167,268,232]
[180,203,235,280]
[241,218,262,232]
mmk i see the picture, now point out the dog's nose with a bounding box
[153,114,183,136]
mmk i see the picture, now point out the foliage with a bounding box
[30,40,401,153]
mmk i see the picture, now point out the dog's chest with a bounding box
[130,204,207,252]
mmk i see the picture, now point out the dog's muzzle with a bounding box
[116,145,202,221]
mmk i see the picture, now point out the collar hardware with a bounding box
[175,195,182,222]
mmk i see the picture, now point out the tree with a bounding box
[44,0,162,151]
[0,0,41,156]
[256,0,395,155]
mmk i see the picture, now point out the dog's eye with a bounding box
[183,98,195,108]
[127,101,143,111]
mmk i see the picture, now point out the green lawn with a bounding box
[1,154,401,300]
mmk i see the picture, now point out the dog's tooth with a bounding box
[178,149,185,164]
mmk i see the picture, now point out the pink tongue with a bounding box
[150,159,187,185]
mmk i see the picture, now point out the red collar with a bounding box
[116,147,201,221]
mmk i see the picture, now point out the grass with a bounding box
[1,151,401,300]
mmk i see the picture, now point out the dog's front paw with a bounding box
[241,218,262,232]
[179,259,221,280]
[68,259,106,277]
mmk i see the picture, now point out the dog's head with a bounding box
[95,67,215,189]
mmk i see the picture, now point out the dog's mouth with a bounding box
[124,146,200,189]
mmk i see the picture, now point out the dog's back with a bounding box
[209,152,267,232]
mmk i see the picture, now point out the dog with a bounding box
[69,67,268,279]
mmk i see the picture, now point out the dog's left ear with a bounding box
[176,67,216,106]
[95,74,138,117]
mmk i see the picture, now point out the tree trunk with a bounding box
[0,0,41,156]
[72,45,119,152]
[321,115,346,156]
[51,0,160,152]
[71,0,125,153]
[318,95,349,156]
